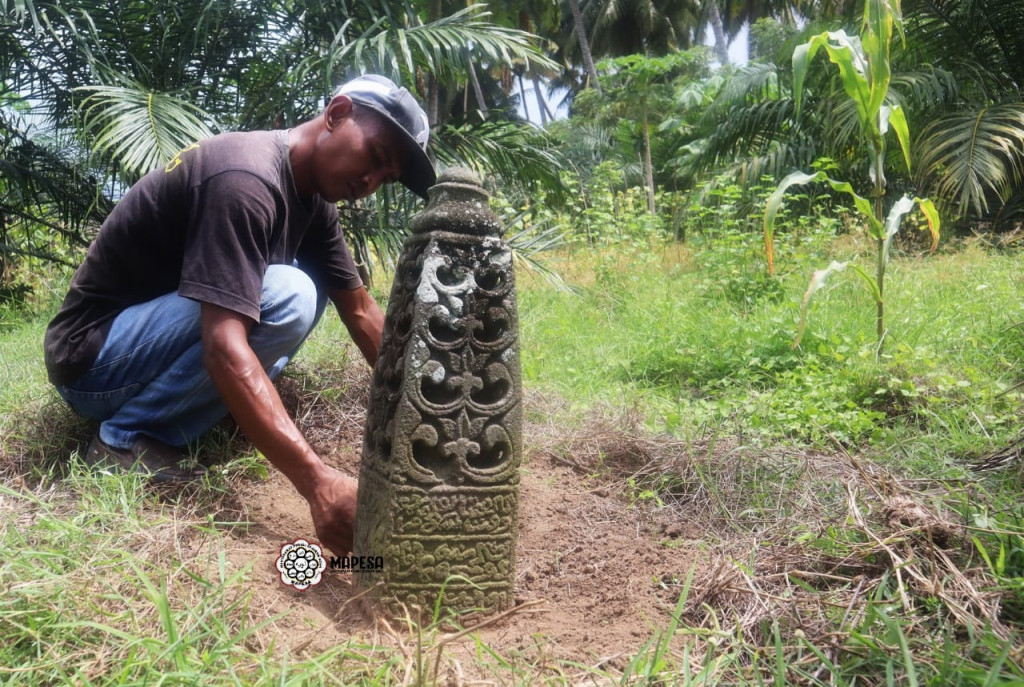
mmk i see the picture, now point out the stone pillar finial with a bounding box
[411,168,503,237]
[353,166,522,616]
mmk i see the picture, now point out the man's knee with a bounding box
[259,265,320,344]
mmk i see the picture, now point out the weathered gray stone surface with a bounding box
[353,167,522,615]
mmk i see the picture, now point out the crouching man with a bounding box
[43,75,435,556]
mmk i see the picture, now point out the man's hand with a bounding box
[308,469,359,557]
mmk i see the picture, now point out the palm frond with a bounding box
[736,139,822,187]
[905,0,1024,94]
[341,184,574,290]
[687,98,803,175]
[330,5,559,88]
[889,66,959,110]
[503,212,578,294]
[339,187,421,283]
[683,136,824,223]
[819,95,861,159]
[4,0,40,31]
[916,102,1024,220]
[435,120,569,205]
[702,62,781,124]
[557,120,616,178]
[0,109,110,264]
[76,83,219,180]
[990,183,1024,232]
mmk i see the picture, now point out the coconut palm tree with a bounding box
[551,0,701,101]
[580,0,700,58]
[698,0,858,67]
[566,0,602,88]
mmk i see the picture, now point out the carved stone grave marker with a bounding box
[353,167,522,615]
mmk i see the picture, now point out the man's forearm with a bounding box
[201,307,329,500]
[331,286,385,366]
[212,355,327,497]
[345,316,383,366]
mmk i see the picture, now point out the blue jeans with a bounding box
[56,265,327,449]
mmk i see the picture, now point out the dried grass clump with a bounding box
[679,480,1007,677]
[528,402,706,489]
[276,362,371,451]
[846,477,1006,635]
[0,358,372,484]
[882,495,962,548]
[526,401,855,531]
[559,405,675,474]
[974,431,1024,473]
[0,393,93,480]
[528,400,1014,678]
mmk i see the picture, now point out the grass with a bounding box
[514,228,1024,682]
[519,233,1024,459]
[2,222,1024,683]
[0,465,351,683]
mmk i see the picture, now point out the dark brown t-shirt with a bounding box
[44,130,362,386]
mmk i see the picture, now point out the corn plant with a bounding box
[763,0,940,348]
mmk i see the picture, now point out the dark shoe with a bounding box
[84,435,205,483]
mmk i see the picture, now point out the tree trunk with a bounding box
[569,0,601,91]
[440,85,459,126]
[707,2,730,67]
[642,104,656,215]
[531,75,551,125]
[467,59,488,118]
[426,76,440,127]
[0,212,8,292]
[517,75,530,120]
[426,0,442,127]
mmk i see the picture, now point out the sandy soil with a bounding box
[213,436,693,671]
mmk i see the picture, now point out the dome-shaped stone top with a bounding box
[411,166,502,237]
[435,167,481,187]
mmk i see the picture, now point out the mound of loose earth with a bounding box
[178,372,995,678]
[222,444,692,668]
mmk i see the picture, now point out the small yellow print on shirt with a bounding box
[164,143,200,173]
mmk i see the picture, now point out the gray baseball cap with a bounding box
[335,74,436,200]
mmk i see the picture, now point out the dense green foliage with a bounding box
[1,0,563,292]
[668,2,1024,232]
[6,0,1024,295]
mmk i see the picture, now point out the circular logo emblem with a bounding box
[275,539,326,590]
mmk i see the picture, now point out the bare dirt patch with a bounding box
[207,444,695,665]
[200,375,704,666]
[191,372,1000,677]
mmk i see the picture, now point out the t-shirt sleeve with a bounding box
[178,171,278,321]
[296,202,364,292]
